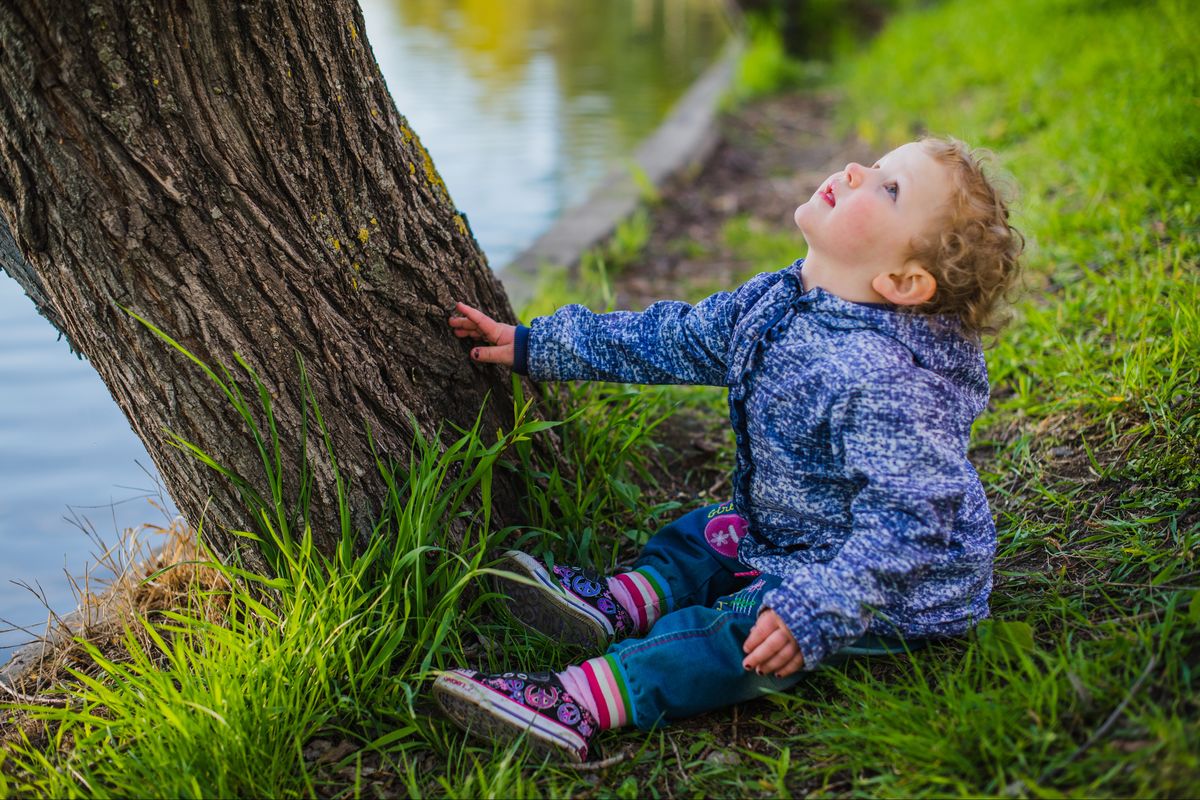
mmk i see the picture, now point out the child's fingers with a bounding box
[743,640,779,671]
[449,309,486,333]
[756,629,792,662]
[743,628,787,670]
[774,652,805,678]
[471,343,514,366]
[449,317,484,338]
[449,305,490,339]
[758,639,799,674]
[455,301,485,318]
[741,615,773,654]
[452,302,515,347]
[456,302,500,336]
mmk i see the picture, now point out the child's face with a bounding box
[793,142,953,300]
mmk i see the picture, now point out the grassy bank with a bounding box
[4,0,1198,796]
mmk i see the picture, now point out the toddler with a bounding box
[436,137,1022,762]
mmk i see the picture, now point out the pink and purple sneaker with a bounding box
[432,669,598,763]
[495,550,635,649]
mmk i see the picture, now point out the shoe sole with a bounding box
[433,670,587,763]
[496,551,612,650]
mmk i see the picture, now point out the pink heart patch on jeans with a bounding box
[703,513,748,558]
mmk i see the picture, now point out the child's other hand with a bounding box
[742,609,804,677]
[449,302,515,366]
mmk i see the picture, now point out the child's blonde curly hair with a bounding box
[907,137,1024,337]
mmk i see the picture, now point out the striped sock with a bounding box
[608,569,666,634]
[556,665,598,721]
[558,655,631,730]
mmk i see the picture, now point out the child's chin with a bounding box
[793,205,812,230]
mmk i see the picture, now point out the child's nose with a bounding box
[844,162,864,188]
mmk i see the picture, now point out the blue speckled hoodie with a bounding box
[512,259,995,669]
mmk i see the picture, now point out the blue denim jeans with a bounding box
[607,503,915,730]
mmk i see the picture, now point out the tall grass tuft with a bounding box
[0,340,568,797]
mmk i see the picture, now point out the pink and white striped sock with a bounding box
[608,569,666,634]
[557,665,600,722]
[557,655,631,730]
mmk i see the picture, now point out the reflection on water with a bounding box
[366,0,729,265]
[0,0,729,654]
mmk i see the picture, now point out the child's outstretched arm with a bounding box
[448,269,790,385]
[449,302,515,366]
[521,268,790,385]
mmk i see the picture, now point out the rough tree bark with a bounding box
[0,0,526,573]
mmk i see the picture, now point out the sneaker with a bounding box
[495,550,635,649]
[433,669,598,763]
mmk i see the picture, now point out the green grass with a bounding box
[4,0,1199,795]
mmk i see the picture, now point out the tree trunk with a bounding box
[0,0,524,573]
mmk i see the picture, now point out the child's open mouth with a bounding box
[821,184,836,207]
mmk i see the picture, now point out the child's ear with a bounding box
[871,263,937,306]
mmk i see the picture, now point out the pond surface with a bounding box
[0,0,729,655]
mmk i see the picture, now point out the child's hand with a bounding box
[742,609,804,677]
[449,301,515,366]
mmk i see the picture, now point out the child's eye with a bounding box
[885,182,899,201]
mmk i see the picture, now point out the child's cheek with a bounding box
[836,199,884,248]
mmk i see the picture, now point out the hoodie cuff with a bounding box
[512,325,530,376]
[762,588,829,670]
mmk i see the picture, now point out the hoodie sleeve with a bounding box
[523,270,784,385]
[762,367,983,668]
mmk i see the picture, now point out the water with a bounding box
[369,0,729,266]
[0,0,729,655]
[0,277,174,654]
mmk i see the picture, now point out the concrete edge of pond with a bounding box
[497,37,743,311]
[0,39,744,691]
